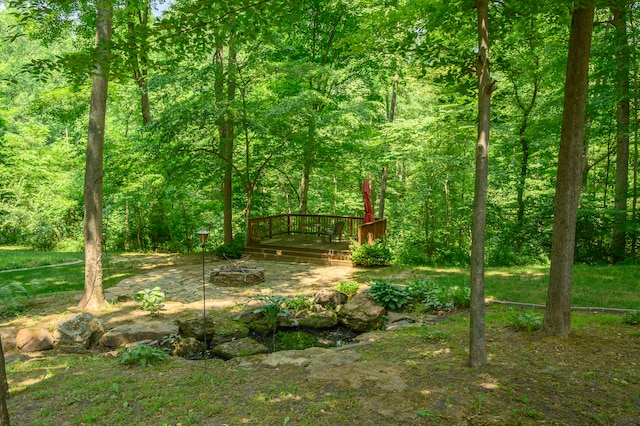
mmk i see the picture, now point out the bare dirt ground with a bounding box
[2,256,640,425]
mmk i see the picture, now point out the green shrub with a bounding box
[333,280,360,297]
[622,310,640,325]
[405,280,470,313]
[367,279,409,310]
[134,287,165,315]
[406,280,452,313]
[213,238,245,260]
[283,295,311,312]
[388,235,431,266]
[120,344,169,366]
[508,310,543,332]
[447,286,471,308]
[350,239,392,267]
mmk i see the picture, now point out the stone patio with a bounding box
[104,259,360,309]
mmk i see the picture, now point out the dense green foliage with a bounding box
[507,310,544,332]
[622,310,640,325]
[350,239,392,267]
[133,287,165,315]
[367,279,410,310]
[120,345,169,367]
[0,2,639,266]
[333,280,360,297]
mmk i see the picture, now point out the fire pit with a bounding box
[210,265,265,287]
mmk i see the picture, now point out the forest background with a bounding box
[1,0,638,268]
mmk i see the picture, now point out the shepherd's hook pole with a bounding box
[197,231,210,373]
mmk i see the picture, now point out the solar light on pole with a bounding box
[196,230,210,363]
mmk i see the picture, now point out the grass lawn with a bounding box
[0,250,639,425]
[0,247,83,271]
[353,263,640,310]
[0,248,199,315]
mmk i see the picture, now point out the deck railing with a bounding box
[357,218,387,245]
[248,214,387,245]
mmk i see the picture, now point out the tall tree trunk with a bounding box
[378,166,387,218]
[469,0,493,368]
[509,69,539,255]
[611,4,630,263]
[222,41,236,245]
[542,4,594,338]
[214,41,235,244]
[379,73,398,218]
[127,1,150,125]
[629,4,639,261]
[298,120,314,215]
[0,335,9,426]
[79,0,112,311]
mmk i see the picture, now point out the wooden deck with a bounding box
[255,233,350,251]
[244,234,352,266]
[245,214,386,265]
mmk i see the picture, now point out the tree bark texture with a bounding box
[611,5,630,263]
[126,1,150,125]
[469,0,492,368]
[79,0,112,311]
[298,119,314,215]
[378,74,398,219]
[0,334,9,426]
[542,4,594,338]
[223,42,236,245]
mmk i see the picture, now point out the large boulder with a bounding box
[99,321,179,348]
[54,313,105,349]
[160,335,205,358]
[313,289,348,309]
[298,310,338,329]
[337,292,386,332]
[176,314,249,345]
[16,328,54,352]
[212,337,269,360]
[176,315,216,341]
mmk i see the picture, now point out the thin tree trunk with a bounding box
[542,4,594,338]
[611,5,630,263]
[379,73,398,218]
[469,0,493,368]
[630,4,639,261]
[125,198,130,250]
[180,201,192,252]
[509,69,539,255]
[378,166,387,218]
[127,12,150,124]
[223,41,236,245]
[79,0,112,311]
[298,120,314,215]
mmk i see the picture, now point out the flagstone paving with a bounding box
[104,259,361,310]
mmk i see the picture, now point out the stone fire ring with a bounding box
[210,266,265,287]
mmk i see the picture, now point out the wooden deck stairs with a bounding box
[243,244,352,266]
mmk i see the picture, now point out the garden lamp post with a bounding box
[196,230,209,363]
